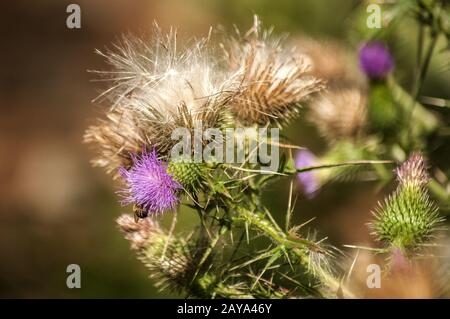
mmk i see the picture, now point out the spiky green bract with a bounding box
[231,207,347,297]
[167,159,207,192]
[371,153,443,251]
[193,274,254,299]
[217,108,236,130]
[117,214,196,292]
[373,184,440,248]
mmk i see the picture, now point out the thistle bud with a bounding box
[167,158,207,192]
[370,153,443,250]
[117,214,194,292]
[359,42,394,80]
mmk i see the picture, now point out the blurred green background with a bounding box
[0,0,448,298]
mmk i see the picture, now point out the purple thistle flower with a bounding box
[118,149,181,215]
[359,42,394,80]
[295,149,320,198]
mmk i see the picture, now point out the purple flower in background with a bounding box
[295,149,320,198]
[359,42,394,80]
[119,149,181,215]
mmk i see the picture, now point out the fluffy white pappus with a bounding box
[87,24,242,171]
[96,23,239,114]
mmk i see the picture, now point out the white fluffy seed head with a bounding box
[85,24,241,175]
[95,24,239,119]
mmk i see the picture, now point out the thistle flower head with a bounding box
[359,42,394,80]
[370,153,443,250]
[295,149,320,198]
[167,158,207,192]
[308,88,367,142]
[97,25,238,116]
[223,15,325,126]
[83,108,145,178]
[118,149,181,215]
[85,24,240,175]
[116,214,162,250]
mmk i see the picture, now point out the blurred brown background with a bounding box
[1,0,447,298]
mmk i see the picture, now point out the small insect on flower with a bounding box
[118,149,182,220]
[132,204,149,223]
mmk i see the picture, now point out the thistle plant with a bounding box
[85,0,450,299]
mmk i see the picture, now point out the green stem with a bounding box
[417,33,438,99]
[407,10,440,144]
[190,224,228,286]
[293,160,393,174]
[412,22,425,94]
